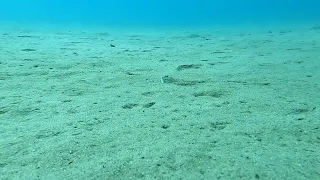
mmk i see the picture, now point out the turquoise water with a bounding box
[1,1,320,179]
[1,0,319,27]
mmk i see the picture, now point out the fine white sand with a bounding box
[0,22,319,179]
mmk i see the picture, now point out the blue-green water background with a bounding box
[0,0,319,27]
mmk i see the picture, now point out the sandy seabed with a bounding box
[0,22,319,180]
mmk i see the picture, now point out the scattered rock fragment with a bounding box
[21,49,36,52]
[122,103,139,109]
[143,102,156,108]
[160,75,205,86]
[193,90,225,98]
[176,64,202,71]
